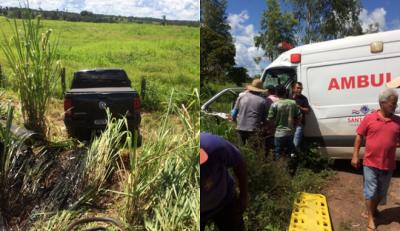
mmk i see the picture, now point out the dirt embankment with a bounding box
[322,160,400,231]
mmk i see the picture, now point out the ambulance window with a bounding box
[262,68,296,89]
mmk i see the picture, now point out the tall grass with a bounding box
[75,109,132,208]
[0,103,30,217]
[120,89,199,230]
[0,103,15,207]
[30,210,79,230]
[201,114,332,230]
[0,90,199,229]
[1,14,61,136]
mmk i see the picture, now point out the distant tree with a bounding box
[255,0,297,61]
[253,74,261,79]
[162,15,166,25]
[288,0,362,43]
[253,56,262,65]
[228,67,249,86]
[6,8,22,18]
[80,10,93,17]
[364,22,380,34]
[201,26,235,85]
[201,0,231,37]
[321,0,363,39]
[0,7,198,26]
[200,0,235,86]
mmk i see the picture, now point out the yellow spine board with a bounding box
[288,192,332,231]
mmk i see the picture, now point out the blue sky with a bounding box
[227,0,400,76]
[0,0,200,21]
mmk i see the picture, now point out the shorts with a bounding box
[363,165,392,204]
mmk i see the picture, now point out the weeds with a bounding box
[0,103,29,216]
[30,210,79,230]
[76,109,130,208]
[200,113,332,230]
[0,103,15,210]
[119,89,199,230]
[1,12,61,136]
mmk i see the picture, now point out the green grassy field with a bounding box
[0,16,199,109]
[0,16,199,230]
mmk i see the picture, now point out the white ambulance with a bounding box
[260,29,400,158]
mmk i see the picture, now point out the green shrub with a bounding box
[1,14,61,136]
[297,141,332,172]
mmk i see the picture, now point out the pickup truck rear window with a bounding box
[71,70,131,88]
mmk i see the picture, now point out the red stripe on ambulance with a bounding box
[328,73,391,90]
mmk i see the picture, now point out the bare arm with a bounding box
[351,134,363,169]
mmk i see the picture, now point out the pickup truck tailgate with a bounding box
[67,87,139,122]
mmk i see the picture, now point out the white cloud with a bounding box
[359,8,386,32]
[0,0,199,21]
[228,11,269,77]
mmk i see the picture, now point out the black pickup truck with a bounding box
[64,68,141,143]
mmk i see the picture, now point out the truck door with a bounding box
[201,88,245,120]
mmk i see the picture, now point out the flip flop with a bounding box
[367,226,378,231]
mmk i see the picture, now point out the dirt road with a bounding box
[322,160,400,231]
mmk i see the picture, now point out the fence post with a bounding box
[60,67,66,95]
[140,76,146,99]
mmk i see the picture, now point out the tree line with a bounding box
[0,6,200,27]
[201,0,377,86]
[201,0,249,87]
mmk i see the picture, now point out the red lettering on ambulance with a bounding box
[328,78,340,90]
[357,75,369,88]
[328,72,392,90]
[371,74,382,87]
[386,72,391,82]
[341,76,355,89]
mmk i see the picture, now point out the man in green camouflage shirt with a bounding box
[268,85,301,160]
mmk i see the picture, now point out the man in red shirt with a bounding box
[351,88,400,231]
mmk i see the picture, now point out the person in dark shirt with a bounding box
[291,82,310,152]
[200,132,248,231]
